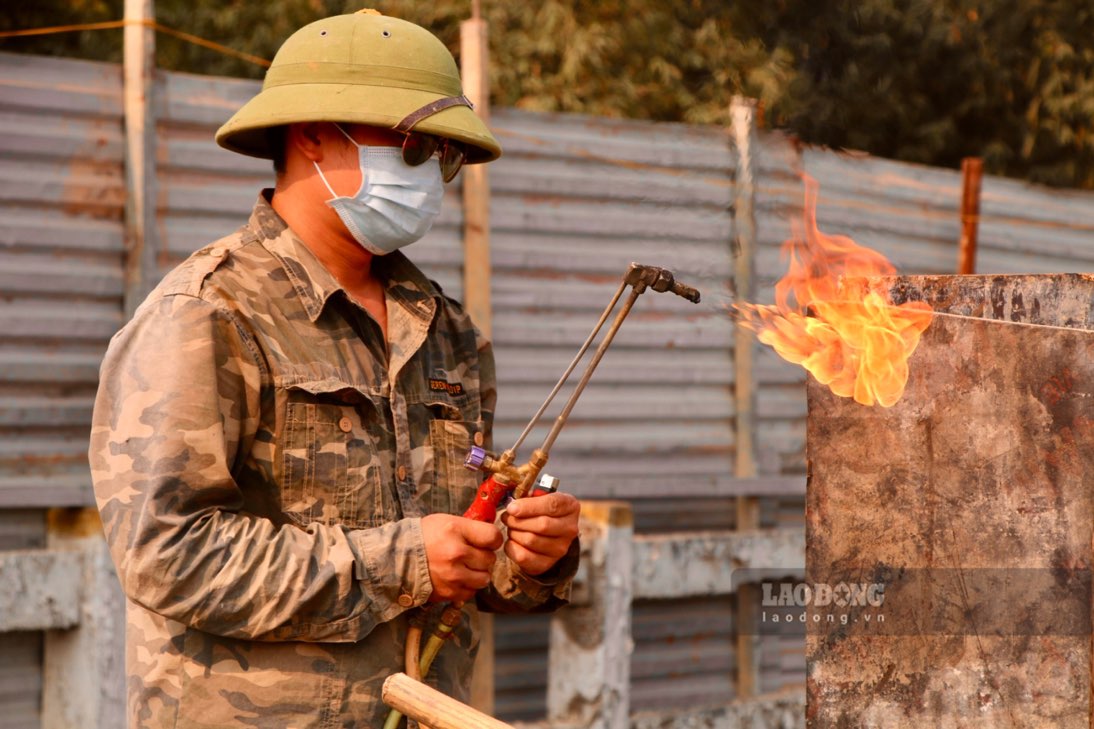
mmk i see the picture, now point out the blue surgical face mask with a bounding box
[313,125,444,255]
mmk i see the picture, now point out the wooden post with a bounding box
[547,501,633,729]
[957,157,983,275]
[729,96,762,699]
[730,96,759,491]
[460,6,496,715]
[123,0,158,318]
[41,509,126,728]
[383,673,514,729]
[460,6,492,338]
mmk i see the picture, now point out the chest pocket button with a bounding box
[338,416,353,433]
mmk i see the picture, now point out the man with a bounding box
[89,10,580,727]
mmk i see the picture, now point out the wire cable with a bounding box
[0,18,270,67]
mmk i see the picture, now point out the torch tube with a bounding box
[539,287,643,455]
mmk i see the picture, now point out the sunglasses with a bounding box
[401,132,466,183]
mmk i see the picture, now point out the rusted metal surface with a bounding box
[807,274,1094,726]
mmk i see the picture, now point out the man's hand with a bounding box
[421,514,504,603]
[500,492,581,576]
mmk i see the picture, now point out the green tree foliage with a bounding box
[3,0,1094,187]
[739,0,1094,187]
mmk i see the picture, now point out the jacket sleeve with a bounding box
[90,293,430,642]
[470,328,580,614]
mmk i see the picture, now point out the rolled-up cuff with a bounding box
[478,537,580,614]
[349,517,433,621]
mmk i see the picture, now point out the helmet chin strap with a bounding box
[393,95,474,134]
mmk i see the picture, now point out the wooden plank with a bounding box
[631,528,804,601]
[42,508,126,728]
[547,501,633,728]
[0,549,82,631]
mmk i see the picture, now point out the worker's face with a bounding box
[318,122,466,186]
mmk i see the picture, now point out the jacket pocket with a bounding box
[429,417,486,516]
[280,382,391,528]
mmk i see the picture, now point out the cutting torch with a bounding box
[384,263,700,729]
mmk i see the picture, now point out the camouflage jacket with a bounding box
[89,193,576,728]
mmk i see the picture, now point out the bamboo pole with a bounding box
[460,9,496,715]
[957,157,983,275]
[460,10,492,338]
[383,673,513,729]
[729,96,761,699]
[122,0,158,317]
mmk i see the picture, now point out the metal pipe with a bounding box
[509,279,628,454]
[539,287,643,454]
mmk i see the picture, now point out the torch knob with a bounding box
[532,473,560,496]
[464,445,487,471]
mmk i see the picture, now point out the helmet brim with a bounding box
[215,82,501,164]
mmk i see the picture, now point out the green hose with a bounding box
[382,609,461,729]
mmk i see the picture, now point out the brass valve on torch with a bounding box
[384,263,700,729]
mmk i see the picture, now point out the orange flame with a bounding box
[735,175,933,407]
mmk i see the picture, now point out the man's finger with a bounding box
[460,546,497,573]
[503,528,570,560]
[504,492,579,519]
[458,518,504,550]
[501,511,576,539]
[503,541,555,576]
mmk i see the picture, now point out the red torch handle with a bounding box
[463,476,513,522]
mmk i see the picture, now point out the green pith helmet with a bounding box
[215,10,501,164]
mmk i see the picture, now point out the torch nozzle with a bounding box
[670,281,701,304]
[626,263,702,304]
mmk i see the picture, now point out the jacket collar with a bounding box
[249,190,442,325]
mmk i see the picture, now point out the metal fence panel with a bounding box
[0,53,125,508]
[485,109,750,720]
[10,48,1094,727]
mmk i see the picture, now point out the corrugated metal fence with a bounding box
[4,49,1094,726]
